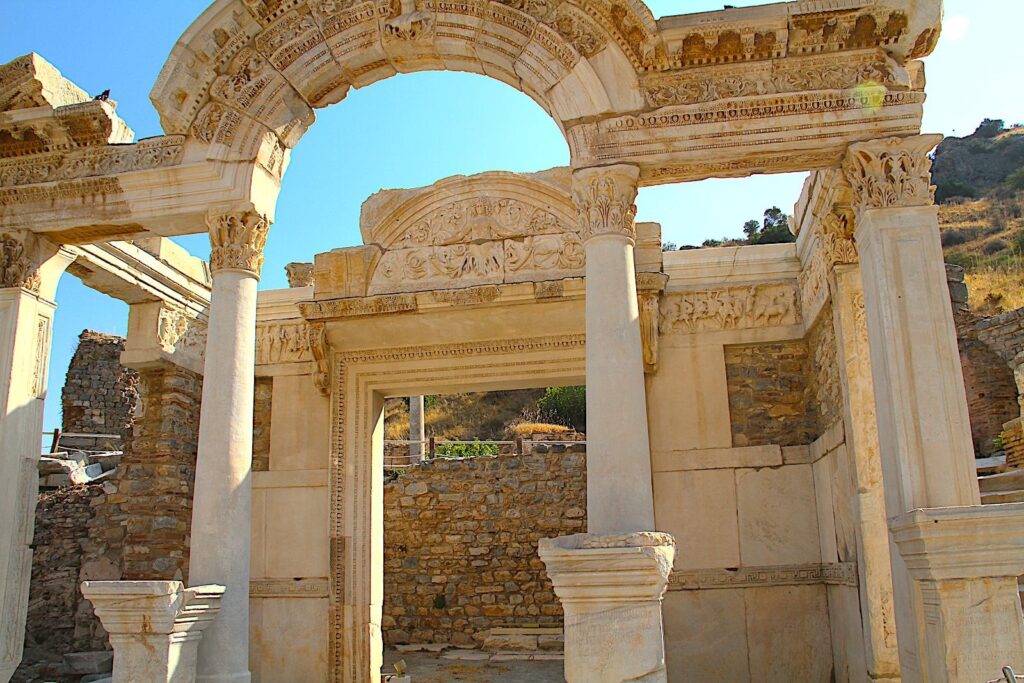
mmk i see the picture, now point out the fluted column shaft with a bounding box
[573,164,655,533]
[190,211,269,683]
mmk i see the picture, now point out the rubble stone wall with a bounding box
[59,331,138,447]
[382,445,587,647]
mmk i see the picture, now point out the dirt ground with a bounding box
[383,649,565,683]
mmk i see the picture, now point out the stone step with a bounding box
[483,627,563,653]
[978,468,1024,494]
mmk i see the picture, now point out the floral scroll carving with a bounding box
[660,282,800,334]
[207,210,271,277]
[572,164,640,241]
[842,135,942,214]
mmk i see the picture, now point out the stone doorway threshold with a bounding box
[383,648,566,683]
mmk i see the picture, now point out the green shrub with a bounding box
[1006,167,1024,192]
[434,439,499,458]
[537,386,586,432]
[935,181,977,204]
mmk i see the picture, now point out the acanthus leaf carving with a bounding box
[660,282,801,334]
[842,135,941,214]
[207,210,271,277]
[572,164,639,241]
[0,230,58,292]
[285,262,314,287]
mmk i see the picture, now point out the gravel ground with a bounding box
[382,649,566,683]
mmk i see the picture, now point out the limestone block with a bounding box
[736,464,820,566]
[826,584,869,683]
[647,344,731,452]
[812,451,839,564]
[653,469,738,570]
[80,581,223,683]
[250,597,329,683]
[662,589,749,682]
[269,374,330,471]
[261,486,329,579]
[745,585,832,682]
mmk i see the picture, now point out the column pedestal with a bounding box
[890,504,1024,682]
[539,533,675,683]
[81,581,224,683]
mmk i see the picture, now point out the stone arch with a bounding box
[150,0,651,214]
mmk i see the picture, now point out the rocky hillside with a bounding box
[933,120,1024,315]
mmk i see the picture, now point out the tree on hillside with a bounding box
[745,207,795,245]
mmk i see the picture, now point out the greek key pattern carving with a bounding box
[668,562,858,591]
[0,136,184,188]
[250,578,329,598]
[843,136,940,213]
[660,282,801,334]
[207,211,271,276]
[257,322,312,365]
[572,165,639,241]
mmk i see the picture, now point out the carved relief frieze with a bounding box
[788,9,908,55]
[383,0,434,41]
[393,197,569,248]
[207,210,271,276]
[156,305,208,366]
[640,51,906,108]
[504,233,584,273]
[572,164,639,241]
[660,281,801,334]
[0,136,185,188]
[257,321,312,364]
[843,135,941,214]
[299,294,419,320]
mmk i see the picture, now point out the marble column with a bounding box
[844,135,1024,682]
[572,163,655,533]
[409,395,425,463]
[0,233,72,683]
[190,211,269,683]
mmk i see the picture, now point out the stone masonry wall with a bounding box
[382,444,586,647]
[946,265,1022,455]
[14,485,103,683]
[60,331,138,447]
[725,340,818,447]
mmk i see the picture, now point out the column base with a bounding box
[81,581,225,683]
[538,532,675,683]
[891,504,1024,683]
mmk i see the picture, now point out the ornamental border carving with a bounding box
[668,562,858,591]
[328,333,586,682]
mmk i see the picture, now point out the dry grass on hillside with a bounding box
[383,390,546,441]
[939,195,1024,315]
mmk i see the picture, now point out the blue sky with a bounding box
[1,0,1021,432]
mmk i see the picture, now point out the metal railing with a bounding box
[42,429,123,456]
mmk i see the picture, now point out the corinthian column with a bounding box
[0,232,72,683]
[572,163,655,533]
[191,211,269,683]
[538,166,673,683]
[844,136,1024,682]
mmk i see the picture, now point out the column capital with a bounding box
[206,210,270,278]
[0,229,60,293]
[815,203,859,266]
[571,164,640,242]
[841,134,944,216]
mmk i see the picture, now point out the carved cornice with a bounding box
[572,164,640,242]
[207,210,270,277]
[0,230,58,292]
[842,135,943,215]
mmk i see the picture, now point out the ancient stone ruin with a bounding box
[2,0,1024,682]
